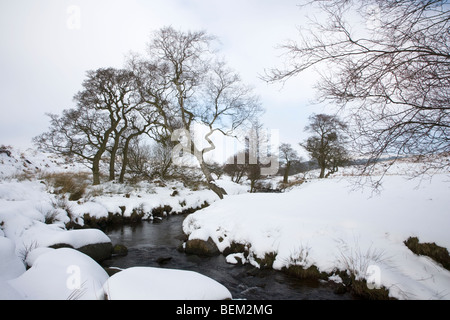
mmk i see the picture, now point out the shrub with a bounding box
[350,278,391,300]
[335,240,393,299]
[18,241,39,265]
[43,208,60,225]
[283,265,328,281]
[254,251,277,269]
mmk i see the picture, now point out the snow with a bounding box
[0,179,111,257]
[103,267,232,300]
[0,237,26,281]
[183,173,450,300]
[0,147,242,300]
[8,248,109,300]
[20,223,112,249]
[25,247,55,267]
[1,146,450,300]
[0,147,89,180]
[0,148,245,254]
[65,176,248,224]
[75,186,217,220]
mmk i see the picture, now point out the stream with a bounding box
[102,214,354,300]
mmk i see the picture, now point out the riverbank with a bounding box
[0,147,247,299]
[0,175,240,299]
[183,172,450,300]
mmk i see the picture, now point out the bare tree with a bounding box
[301,114,349,178]
[35,68,135,185]
[117,107,158,183]
[34,107,105,185]
[125,137,154,180]
[223,121,276,191]
[279,143,300,183]
[137,27,263,199]
[223,150,248,183]
[35,67,159,185]
[265,0,450,184]
[36,28,262,193]
[150,137,176,180]
[81,68,140,182]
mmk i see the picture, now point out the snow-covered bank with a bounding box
[183,173,450,300]
[0,180,111,253]
[0,147,243,299]
[0,148,245,253]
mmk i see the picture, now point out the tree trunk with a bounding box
[109,148,117,182]
[250,179,256,193]
[319,166,326,179]
[119,138,131,184]
[193,144,227,199]
[235,170,243,184]
[283,161,291,183]
[199,160,227,199]
[208,181,228,200]
[109,129,125,181]
[318,154,326,178]
[92,158,101,185]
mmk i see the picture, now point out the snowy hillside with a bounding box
[0,146,89,180]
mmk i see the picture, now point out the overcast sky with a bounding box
[0,0,329,158]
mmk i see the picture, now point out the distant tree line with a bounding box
[223,112,350,191]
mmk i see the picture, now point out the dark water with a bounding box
[102,214,354,300]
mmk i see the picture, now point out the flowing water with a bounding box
[102,214,354,300]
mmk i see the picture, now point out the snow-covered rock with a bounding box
[103,267,232,300]
[19,221,111,249]
[8,248,109,300]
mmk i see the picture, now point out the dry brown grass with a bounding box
[41,172,90,201]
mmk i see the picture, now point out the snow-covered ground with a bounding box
[183,160,450,300]
[0,147,243,300]
[1,146,449,300]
